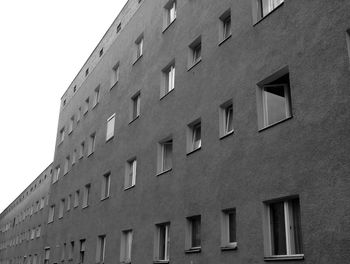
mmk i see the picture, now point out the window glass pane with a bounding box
[261,0,284,17]
[191,217,201,247]
[163,141,172,171]
[263,85,288,126]
[225,105,233,133]
[270,201,286,255]
[223,16,231,38]
[159,225,166,260]
[228,210,236,243]
[291,199,303,254]
[192,124,201,149]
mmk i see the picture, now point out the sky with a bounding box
[0,0,128,213]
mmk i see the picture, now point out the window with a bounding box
[59,199,65,219]
[36,226,41,238]
[263,197,303,260]
[30,229,35,239]
[117,23,122,33]
[187,120,201,153]
[80,141,85,159]
[186,215,201,252]
[155,223,170,261]
[161,62,175,97]
[125,158,137,189]
[85,68,89,76]
[219,9,231,43]
[64,156,70,175]
[120,230,132,263]
[67,195,71,211]
[69,116,74,134]
[188,36,201,69]
[53,166,60,183]
[111,63,120,88]
[101,172,111,200]
[69,241,74,260]
[61,243,66,262]
[74,190,80,208]
[84,98,89,115]
[164,0,176,29]
[221,209,237,249]
[96,235,106,264]
[82,184,90,208]
[157,138,173,174]
[219,100,233,138]
[346,29,350,62]
[80,239,86,264]
[260,0,284,18]
[93,86,100,107]
[40,197,45,210]
[106,114,116,141]
[135,35,144,62]
[88,133,96,156]
[44,249,50,264]
[256,68,292,130]
[131,92,140,121]
[59,128,65,144]
[48,205,55,223]
[77,107,82,123]
[73,85,77,92]
[72,149,77,166]
[99,48,104,57]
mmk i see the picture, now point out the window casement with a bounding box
[69,241,75,260]
[64,156,70,175]
[101,172,111,200]
[346,29,350,63]
[221,209,237,250]
[263,197,304,261]
[59,127,65,144]
[69,116,74,134]
[44,249,50,264]
[93,85,100,108]
[157,138,173,175]
[36,226,41,238]
[161,61,175,98]
[187,119,201,154]
[67,194,72,211]
[85,68,89,77]
[30,229,35,240]
[256,67,292,130]
[80,141,85,159]
[80,239,86,264]
[185,215,201,253]
[154,223,170,262]
[125,158,137,189]
[61,243,66,262]
[74,190,80,208]
[40,197,45,210]
[111,62,120,89]
[134,34,144,63]
[106,114,116,141]
[77,107,82,123]
[219,100,234,138]
[253,0,284,23]
[96,235,106,264]
[120,230,133,263]
[219,9,231,43]
[59,199,65,219]
[88,133,96,156]
[84,97,89,115]
[163,0,176,30]
[99,48,104,57]
[131,92,140,121]
[117,23,122,33]
[72,149,77,166]
[48,205,55,223]
[188,36,202,69]
[82,184,90,208]
[53,166,60,184]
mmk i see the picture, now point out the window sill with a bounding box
[129,115,140,125]
[82,205,89,209]
[219,130,234,140]
[68,131,73,136]
[185,247,201,254]
[106,136,114,143]
[187,59,202,72]
[160,88,175,100]
[253,2,284,26]
[111,81,119,90]
[133,54,143,65]
[186,147,201,156]
[87,152,94,158]
[258,116,293,132]
[154,261,169,264]
[92,102,99,110]
[162,19,176,33]
[264,255,304,261]
[218,34,232,46]
[124,185,136,191]
[101,196,110,201]
[221,243,237,251]
[156,168,172,177]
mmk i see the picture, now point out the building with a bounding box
[1,0,350,263]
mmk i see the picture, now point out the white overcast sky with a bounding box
[0,0,127,213]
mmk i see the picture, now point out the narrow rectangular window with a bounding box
[53,166,60,183]
[93,86,100,107]
[187,120,201,153]
[82,184,90,208]
[59,199,65,219]
[59,128,65,144]
[84,98,89,115]
[158,139,173,174]
[125,159,137,189]
[106,114,116,141]
[161,62,175,97]
[69,241,74,260]
[77,107,81,123]
[219,9,231,42]
[36,225,41,238]
[69,116,74,134]
[80,141,85,159]
[155,223,170,261]
[220,101,234,138]
[188,36,202,69]
[80,239,86,264]
[67,194,71,211]
[40,197,45,210]
[221,209,237,249]
[88,133,96,156]
[72,149,77,165]
[44,249,50,264]
[96,235,106,264]
[131,92,140,121]
[120,230,133,263]
[260,0,284,18]
[48,205,55,223]
[61,243,66,262]
[101,173,111,200]
[74,190,80,208]
[136,37,143,59]
[164,0,176,29]
[186,215,201,251]
[64,156,70,175]
[111,63,120,88]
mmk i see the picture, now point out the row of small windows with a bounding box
[0,225,41,251]
[45,196,303,263]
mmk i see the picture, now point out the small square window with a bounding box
[111,62,120,88]
[263,197,303,260]
[101,172,111,200]
[82,184,90,208]
[221,209,237,250]
[88,133,96,156]
[164,0,176,29]
[84,98,89,115]
[74,190,80,208]
[135,35,144,62]
[187,120,201,154]
[188,36,202,69]
[161,62,175,98]
[219,9,231,43]
[106,114,116,141]
[186,215,201,252]
[125,158,137,189]
[131,92,140,121]
[157,138,173,174]
[120,230,133,263]
[154,223,170,261]
[93,86,100,107]
[219,100,234,138]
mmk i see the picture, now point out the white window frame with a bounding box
[64,156,70,175]
[154,223,170,261]
[164,0,176,30]
[221,209,237,249]
[135,35,144,62]
[111,63,120,88]
[187,120,201,154]
[131,92,140,121]
[80,239,86,264]
[88,133,96,156]
[93,85,100,108]
[219,101,234,138]
[120,230,133,263]
[125,159,137,189]
[59,127,65,144]
[74,190,80,208]
[188,36,202,69]
[84,97,89,115]
[101,173,111,200]
[106,114,116,141]
[68,116,74,134]
[48,205,55,223]
[82,184,90,208]
[157,138,173,174]
[59,199,64,219]
[67,195,71,211]
[53,166,60,184]
[185,215,201,251]
[219,9,231,43]
[252,0,284,24]
[96,235,106,264]
[161,62,175,98]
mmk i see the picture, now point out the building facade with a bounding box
[2,0,350,264]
